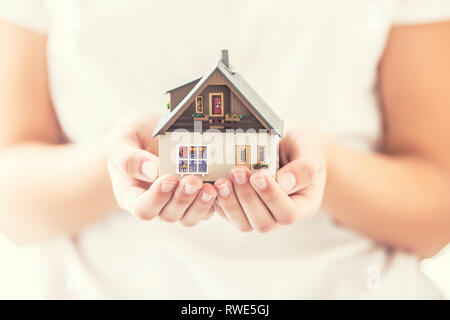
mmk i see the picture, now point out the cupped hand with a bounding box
[106,111,216,226]
[213,125,327,232]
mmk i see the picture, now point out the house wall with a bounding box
[159,132,279,182]
[167,69,266,132]
[168,85,230,131]
[229,91,266,130]
[202,85,230,116]
[169,80,199,111]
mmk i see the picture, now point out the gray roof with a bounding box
[165,77,201,94]
[152,59,284,137]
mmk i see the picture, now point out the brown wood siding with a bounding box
[169,81,198,111]
[205,85,230,116]
[165,69,269,133]
[229,92,265,131]
[207,69,229,86]
[168,85,229,132]
[210,69,271,131]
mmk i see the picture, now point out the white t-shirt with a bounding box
[1,0,449,299]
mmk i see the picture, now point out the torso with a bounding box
[42,0,440,298]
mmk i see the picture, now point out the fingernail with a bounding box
[161,181,176,193]
[200,192,214,202]
[250,175,267,190]
[232,169,247,184]
[184,183,200,195]
[141,161,157,182]
[217,183,230,197]
[279,172,296,192]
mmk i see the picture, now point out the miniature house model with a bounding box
[152,50,284,182]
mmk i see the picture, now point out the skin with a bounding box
[0,20,449,259]
[323,21,450,257]
[107,113,216,226]
[0,22,117,244]
[213,127,326,233]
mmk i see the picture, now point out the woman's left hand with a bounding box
[213,126,327,233]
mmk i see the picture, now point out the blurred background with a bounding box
[0,234,449,299]
[0,0,449,300]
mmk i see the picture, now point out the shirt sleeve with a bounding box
[393,0,450,25]
[0,0,49,34]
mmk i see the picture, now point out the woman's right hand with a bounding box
[106,111,217,226]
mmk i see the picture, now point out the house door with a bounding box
[235,145,250,168]
[209,93,224,116]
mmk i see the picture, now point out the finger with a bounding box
[214,178,252,232]
[213,200,229,221]
[108,129,159,183]
[229,167,278,233]
[249,173,304,224]
[202,207,215,220]
[107,159,147,213]
[181,184,217,227]
[251,172,322,223]
[159,175,202,222]
[276,159,315,195]
[132,175,178,221]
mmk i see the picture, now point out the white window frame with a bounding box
[177,144,209,175]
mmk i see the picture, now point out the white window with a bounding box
[178,145,208,174]
[257,145,266,163]
[236,145,250,166]
[240,149,246,162]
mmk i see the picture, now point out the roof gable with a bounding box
[166,77,201,94]
[216,63,284,137]
[152,59,284,137]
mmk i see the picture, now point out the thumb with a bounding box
[276,159,315,195]
[109,137,159,183]
[120,149,159,183]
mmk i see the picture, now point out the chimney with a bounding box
[221,49,229,68]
